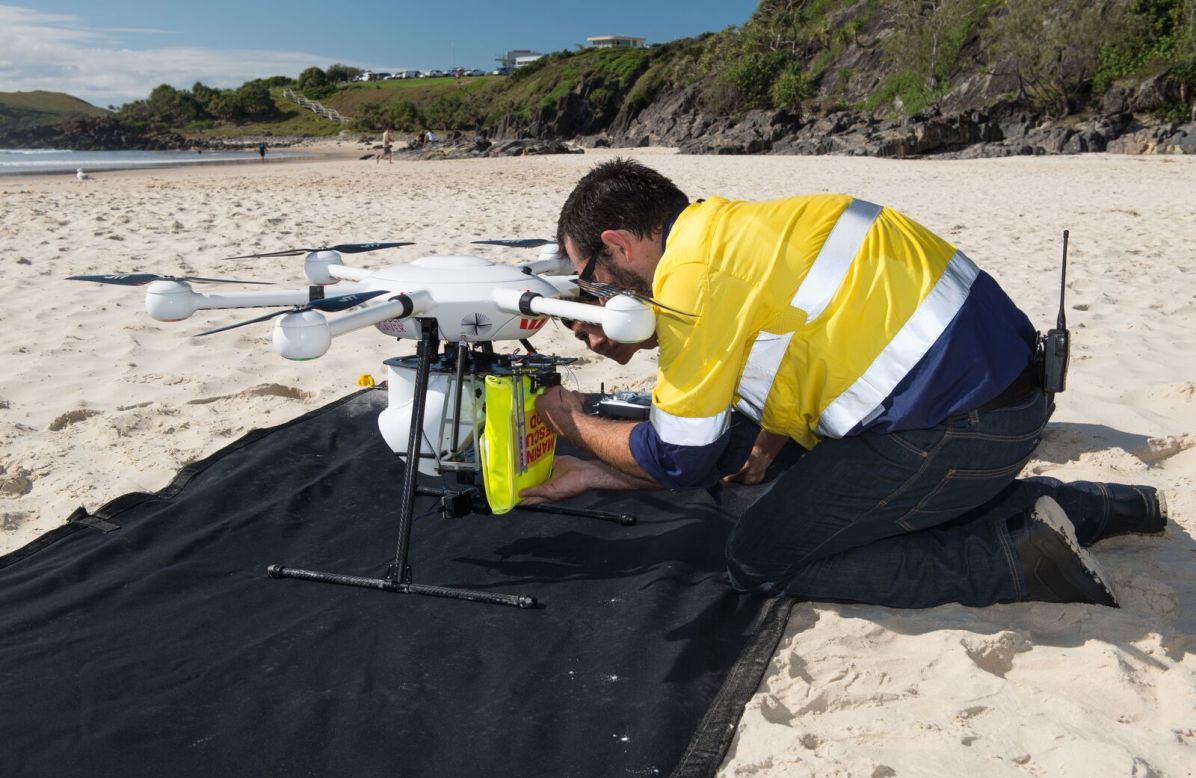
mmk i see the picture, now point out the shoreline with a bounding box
[0,142,363,178]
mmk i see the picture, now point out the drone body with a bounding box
[72,242,657,471]
[130,248,654,361]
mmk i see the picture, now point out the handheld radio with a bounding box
[1039,230,1071,394]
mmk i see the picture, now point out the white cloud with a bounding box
[0,5,347,106]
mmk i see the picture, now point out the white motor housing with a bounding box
[273,311,332,360]
[303,250,342,285]
[145,280,198,322]
[600,295,656,344]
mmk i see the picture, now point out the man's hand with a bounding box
[535,384,653,483]
[723,429,789,485]
[519,456,596,505]
[535,384,586,437]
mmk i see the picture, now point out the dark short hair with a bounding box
[556,158,689,261]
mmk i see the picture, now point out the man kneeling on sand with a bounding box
[522,158,1166,609]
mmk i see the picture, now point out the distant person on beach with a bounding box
[377,127,394,164]
[524,157,1167,611]
[258,143,267,162]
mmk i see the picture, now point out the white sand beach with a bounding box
[1,149,1193,775]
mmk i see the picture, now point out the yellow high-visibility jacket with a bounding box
[639,195,1034,467]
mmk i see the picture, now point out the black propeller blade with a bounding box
[195,289,390,337]
[470,239,556,249]
[221,242,414,260]
[67,273,270,286]
[575,278,696,318]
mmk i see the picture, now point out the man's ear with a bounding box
[599,228,635,259]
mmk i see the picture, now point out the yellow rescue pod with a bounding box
[478,371,557,514]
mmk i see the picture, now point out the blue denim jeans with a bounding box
[727,389,1064,608]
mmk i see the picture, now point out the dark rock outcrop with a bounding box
[606,94,1196,158]
[395,137,583,161]
[0,115,190,150]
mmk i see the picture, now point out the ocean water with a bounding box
[0,148,304,175]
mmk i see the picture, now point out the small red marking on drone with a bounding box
[519,318,546,330]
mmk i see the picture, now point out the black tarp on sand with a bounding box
[0,389,791,777]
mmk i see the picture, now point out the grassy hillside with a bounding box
[185,88,343,139]
[0,91,110,131]
[330,47,684,134]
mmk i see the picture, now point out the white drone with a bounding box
[71,240,654,356]
[70,239,656,473]
[71,240,653,608]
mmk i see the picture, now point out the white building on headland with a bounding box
[496,49,543,72]
[586,35,646,49]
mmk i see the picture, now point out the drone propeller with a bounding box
[220,242,415,260]
[195,289,390,336]
[470,239,556,249]
[575,278,696,318]
[68,273,270,286]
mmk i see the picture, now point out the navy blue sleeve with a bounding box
[628,414,757,491]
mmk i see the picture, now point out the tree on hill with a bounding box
[231,80,275,118]
[296,67,329,91]
[326,63,363,84]
[119,84,201,127]
[118,80,280,127]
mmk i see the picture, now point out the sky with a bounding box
[0,1,760,107]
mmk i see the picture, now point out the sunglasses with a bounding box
[574,251,601,303]
[566,246,695,324]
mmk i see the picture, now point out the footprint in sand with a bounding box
[757,693,794,725]
[188,383,313,405]
[0,465,33,496]
[48,408,102,431]
[960,631,1031,677]
[241,383,313,401]
[1,511,32,532]
[1133,433,1196,466]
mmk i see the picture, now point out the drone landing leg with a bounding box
[516,502,636,526]
[268,318,536,609]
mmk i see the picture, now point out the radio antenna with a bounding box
[1040,229,1072,394]
[1057,230,1068,330]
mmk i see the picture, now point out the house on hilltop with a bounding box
[586,35,646,49]
[495,49,543,73]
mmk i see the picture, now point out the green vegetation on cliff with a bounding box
[0,91,110,131]
[332,0,1194,133]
